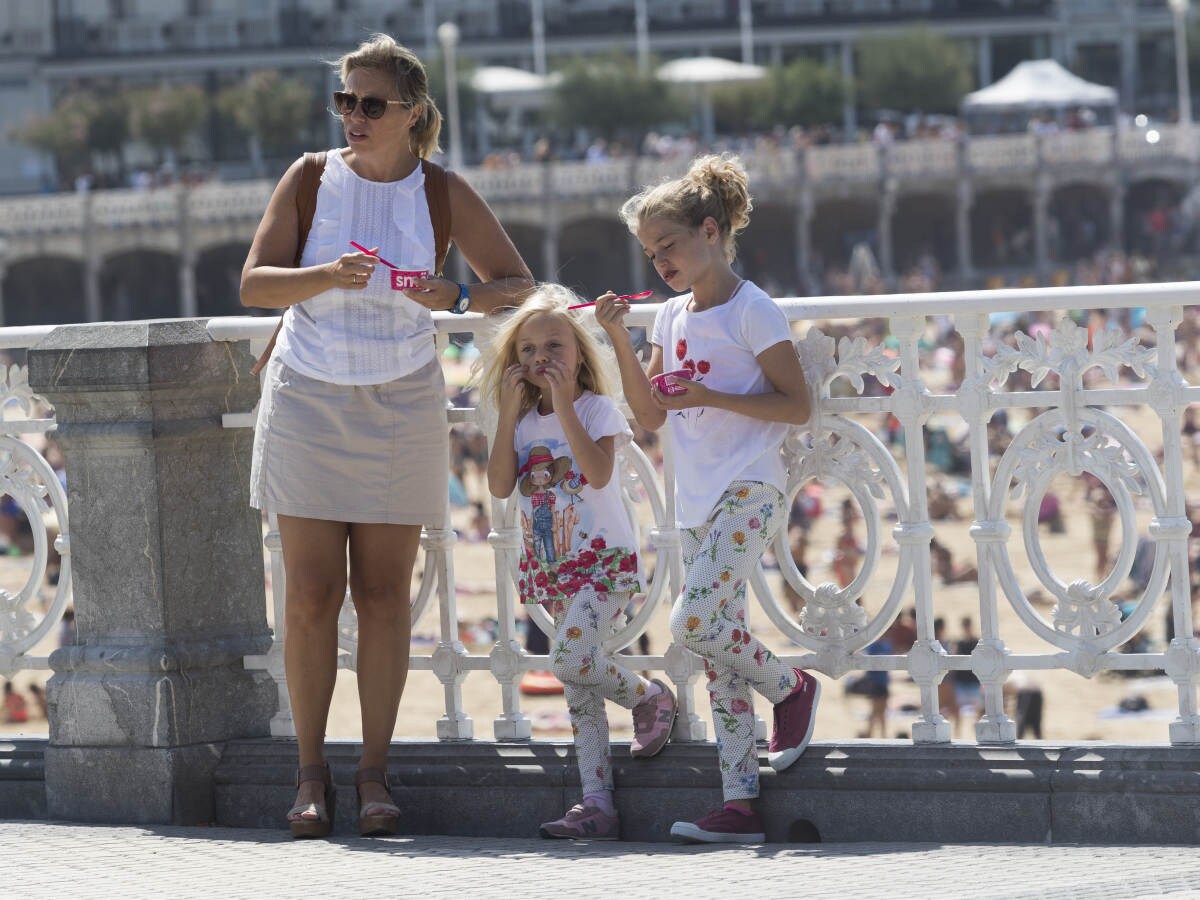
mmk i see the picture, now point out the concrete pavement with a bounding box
[6,821,1200,899]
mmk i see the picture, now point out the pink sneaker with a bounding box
[767,668,821,772]
[670,806,765,844]
[630,679,676,758]
[539,803,620,840]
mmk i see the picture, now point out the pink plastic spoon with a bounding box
[568,290,653,311]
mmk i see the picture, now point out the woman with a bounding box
[241,33,532,839]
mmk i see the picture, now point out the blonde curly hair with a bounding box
[619,153,752,263]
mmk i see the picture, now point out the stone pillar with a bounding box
[28,320,274,825]
[1110,178,1126,251]
[82,191,101,323]
[540,161,559,281]
[956,179,974,284]
[878,174,897,286]
[178,183,197,319]
[795,149,814,295]
[841,41,857,138]
[627,233,646,293]
[976,36,993,88]
[1033,174,1051,282]
[956,138,974,283]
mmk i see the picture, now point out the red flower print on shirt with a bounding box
[683,358,696,375]
[696,360,711,374]
[676,339,687,361]
[590,537,607,550]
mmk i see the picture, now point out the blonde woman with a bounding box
[241,34,532,838]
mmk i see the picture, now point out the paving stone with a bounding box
[6,821,1200,900]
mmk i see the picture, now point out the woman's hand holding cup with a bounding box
[402,275,456,310]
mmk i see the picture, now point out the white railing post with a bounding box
[890,315,950,744]
[959,311,1015,744]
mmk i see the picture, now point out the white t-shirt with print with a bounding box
[513,391,643,606]
[650,280,791,528]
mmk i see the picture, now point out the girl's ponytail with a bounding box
[620,152,753,263]
[685,154,752,244]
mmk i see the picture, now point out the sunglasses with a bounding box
[331,91,410,119]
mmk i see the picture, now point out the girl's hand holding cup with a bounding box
[651,372,710,411]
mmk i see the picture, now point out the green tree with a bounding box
[9,106,90,181]
[550,56,678,145]
[9,88,129,184]
[129,85,208,163]
[218,72,315,175]
[857,29,973,114]
[713,57,846,132]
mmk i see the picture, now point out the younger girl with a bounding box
[484,284,678,840]
[595,154,820,844]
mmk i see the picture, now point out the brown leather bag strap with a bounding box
[421,158,453,276]
[250,151,327,376]
[292,151,327,265]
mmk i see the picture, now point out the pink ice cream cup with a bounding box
[651,368,694,396]
[390,269,429,291]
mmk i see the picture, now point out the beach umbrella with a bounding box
[656,56,767,143]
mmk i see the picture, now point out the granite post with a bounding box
[28,319,275,825]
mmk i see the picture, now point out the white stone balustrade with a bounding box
[0,325,71,681]
[3,281,1198,746]
[208,280,1200,746]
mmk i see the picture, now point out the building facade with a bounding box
[0,124,1194,326]
[0,1,1188,194]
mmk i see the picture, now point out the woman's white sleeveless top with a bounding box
[275,149,439,385]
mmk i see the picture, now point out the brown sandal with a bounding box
[356,767,400,837]
[287,762,336,839]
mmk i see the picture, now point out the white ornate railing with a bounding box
[0,326,72,680]
[208,279,1200,746]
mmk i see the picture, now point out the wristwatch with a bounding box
[450,282,471,315]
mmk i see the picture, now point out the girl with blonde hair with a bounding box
[596,154,820,844]
[485,284,678,840]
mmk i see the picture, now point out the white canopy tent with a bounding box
[469,66,561,159]
[470,66,560,111]
[962,59,1118,112]
[656,56,767,143]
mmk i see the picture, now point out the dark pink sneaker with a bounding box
[670,807,765,844]
[630,679,677,758]
[539,803,619,840]
[768,668,821,772]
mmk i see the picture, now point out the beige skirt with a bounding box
[250,356,449,527]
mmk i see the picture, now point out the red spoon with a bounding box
[568,290,653,311]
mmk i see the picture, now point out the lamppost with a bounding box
[437,21,464,171]
[1169,0,1193,131]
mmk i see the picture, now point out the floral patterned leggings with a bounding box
[545,588,654,795]
[669,481,799,801]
